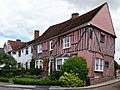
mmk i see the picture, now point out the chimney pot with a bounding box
[71,13,79,19]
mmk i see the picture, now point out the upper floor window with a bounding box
[18,50,21,57]
[89,30,93,39]
[63,37,70,49]
[100,33,105,43]
[105,61,109,67]
[37,44,42,53]
[95,58,104,72]
[25,47,28,55]
[49,41,53,51]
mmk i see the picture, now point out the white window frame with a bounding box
[63,37,71,49]
[35,59,43,69]
[95,58,104,72]
[49,40,53,51]
[56,57,68,71]
[37,44,42,53]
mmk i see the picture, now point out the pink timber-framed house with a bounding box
[34,3,116,84]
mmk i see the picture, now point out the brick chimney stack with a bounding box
[71,13,79,19]
[34,30,39,39]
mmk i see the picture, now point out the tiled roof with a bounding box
[8,40,25,51]
[16,40,35,50]
[36,3,106,43]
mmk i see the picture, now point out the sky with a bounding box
[0,0,120,63]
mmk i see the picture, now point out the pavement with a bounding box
[0,79,120,90]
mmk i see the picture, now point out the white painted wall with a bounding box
[4,42,12,53]
[14,46,32,69]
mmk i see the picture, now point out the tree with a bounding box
[0,54,17,68]
[60,56,88,82]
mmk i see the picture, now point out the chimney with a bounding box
[16,39,21,42]
[71,13,79,19]
[34,30,39,39]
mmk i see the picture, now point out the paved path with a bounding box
[0,79,120,90]
[49,79,120,90]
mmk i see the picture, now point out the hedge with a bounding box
[0,77,9,82]
[13,78,60,85]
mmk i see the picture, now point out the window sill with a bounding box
[94,70,103,72]
[49,49,53,51]
[63,47,70,50]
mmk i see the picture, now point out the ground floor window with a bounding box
[57,59,62,70]
[95,58,104,72]
[35,59,43,69]
[56,57,68,71]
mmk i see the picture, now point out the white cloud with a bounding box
[0,36,15,48]
[0,0,120,63]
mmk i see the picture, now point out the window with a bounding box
[35,60,43,69]
[49,41,53,51]
[18,50,21,57]
[35,60,38,68]
[37,44,42,53]
[89,30,93,39]
[100,33,105,43]
[57,59,62,70]
[95,58,104,72]
[39,60,43,69]
[105,61,109,67]
[63,37,70,49]
[25,47,28,55]
[56,57,68,71]
[13,51,16,54]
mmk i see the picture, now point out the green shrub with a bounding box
[61,56,88,82]
[0,77,9,82]
[59,72,84,87]
[49,71,62,80]
[1,69,17,78]
[13,78,59,85]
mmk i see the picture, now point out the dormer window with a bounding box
[49,41,53,51]
[37,44,42,53]
[63,37,70,49]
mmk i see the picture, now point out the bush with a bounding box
[30,68,43,75]
[0,77,9,82]
[1,69,17,78]
[59,72,84,87]
[49,71,62,80]
[61,56,88,82]
[13,78,60,85]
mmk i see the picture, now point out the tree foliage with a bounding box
[0,54,17,68]
[60,56,88,81]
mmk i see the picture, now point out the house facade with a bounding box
[34,3,116,84]
[3,3,116,84]
[3,30,40,69]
